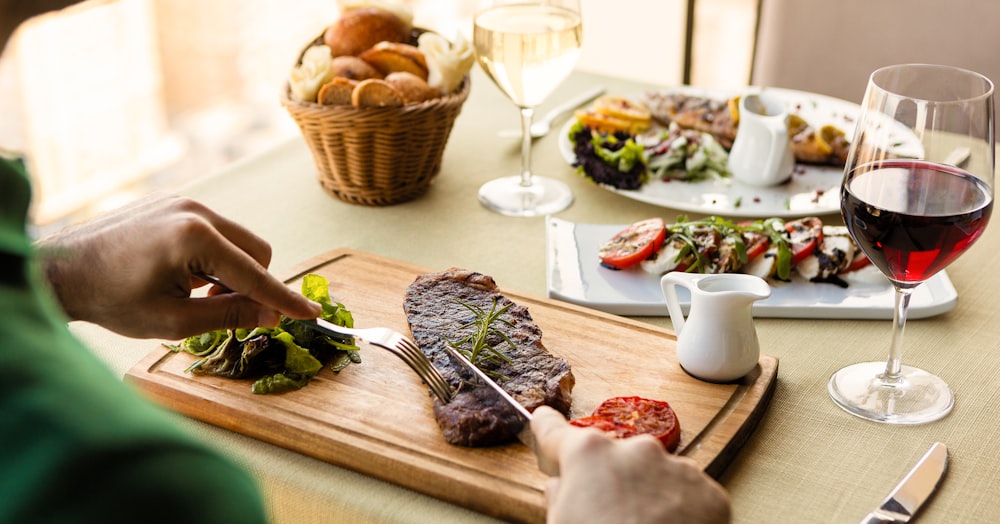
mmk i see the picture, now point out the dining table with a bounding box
[72,67,1000,523]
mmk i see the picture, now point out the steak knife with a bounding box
[860,442,948,524]
[442,345,559,475]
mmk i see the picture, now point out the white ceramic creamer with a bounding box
[660,272,771,382]
[727,92,795,186]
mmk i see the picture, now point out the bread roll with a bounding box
[351,79,405,108]
[318,77,359,105]
[359,42,428,80]
[324,8,409,57]
[337,0,414,27]
[384,72,437,103]
[330,56,383,81]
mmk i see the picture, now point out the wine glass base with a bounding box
[828,362,954,424]
[478,176,573,217]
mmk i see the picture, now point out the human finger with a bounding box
[170,197,274,268]
[192,230,319,320]
[530,406,574,474]
[154,293,283,340]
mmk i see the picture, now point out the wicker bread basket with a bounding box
[281,34,470,206]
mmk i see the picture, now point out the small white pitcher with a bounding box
[727,92,795,186]
[660,272,771,382]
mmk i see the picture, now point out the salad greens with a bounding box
[570,120,731,189]
[570,121,648,190]
[646,123,730,182]
[167,273,361,394]
[668,216,795,280]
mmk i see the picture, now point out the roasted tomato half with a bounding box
[598,218,667,269]
[570,396,681,452]
[784,217,823,266]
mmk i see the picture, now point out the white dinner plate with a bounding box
[545,217,958,319]
[559,86,920,219]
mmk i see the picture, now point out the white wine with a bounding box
[474,4,582,108]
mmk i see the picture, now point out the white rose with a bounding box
[289,45,336,103]
[418,32,474,95]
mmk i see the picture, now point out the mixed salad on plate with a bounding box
[599,215,872,286]
[569,92,851,191]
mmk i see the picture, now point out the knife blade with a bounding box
[442,344,559,475]
[860,442,948,524]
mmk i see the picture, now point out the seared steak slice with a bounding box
[403,268,574,447]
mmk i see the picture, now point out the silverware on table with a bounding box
[442,344,559,475]
[497,85,606,139]
[296,318,453,405]
[194,272,453,404]
[859,442,948,524]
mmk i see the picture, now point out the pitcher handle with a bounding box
[660,273,690,336]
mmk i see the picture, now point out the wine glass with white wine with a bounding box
[473,0,582,216]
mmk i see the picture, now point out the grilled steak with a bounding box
[403,268,574,447]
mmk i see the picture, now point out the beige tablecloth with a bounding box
[73,69,1000,523]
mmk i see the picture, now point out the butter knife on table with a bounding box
[443,344,559,475]
[860,442,948,523]
[497,85,605,139]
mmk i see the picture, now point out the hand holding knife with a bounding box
[443,344,559,475]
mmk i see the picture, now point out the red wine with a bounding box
[842,160,993,284]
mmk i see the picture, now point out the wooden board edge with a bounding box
[681,355,779,478]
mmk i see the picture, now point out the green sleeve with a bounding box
[0,157,268,523]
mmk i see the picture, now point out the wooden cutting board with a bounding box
[126,248,778,523]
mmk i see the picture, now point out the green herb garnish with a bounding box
[666,216,796,280]
[446,298,515,378]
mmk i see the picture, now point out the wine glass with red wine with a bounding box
[829,64,995,424]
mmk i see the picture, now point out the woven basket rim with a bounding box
[280,73,470,114]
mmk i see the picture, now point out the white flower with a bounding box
[418,32,474,95]
[289,45,336,103]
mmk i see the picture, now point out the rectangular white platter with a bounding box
[545,217,958,319]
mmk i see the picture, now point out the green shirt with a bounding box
[0,157,268,523]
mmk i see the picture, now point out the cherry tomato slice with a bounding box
[570,396,681,451]
[784,217,823,266]
[742,230,770,261]
[844,252,872,273]
[598,218,667,269]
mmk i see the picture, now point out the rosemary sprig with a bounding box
[447,298,515,378]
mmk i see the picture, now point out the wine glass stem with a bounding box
[883,286,914,383]
[519,106,535,188]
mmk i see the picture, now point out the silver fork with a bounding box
[194,273,453,404]
[304,319,453,404]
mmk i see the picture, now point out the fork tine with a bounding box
[372,339,439,397]
[374,331,451,403]
[396,345,452,402]
[392,336,453,403]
